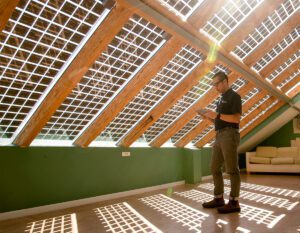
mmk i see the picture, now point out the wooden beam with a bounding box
[240,96,278,129]
[281,75,300,95]
[175,120,212,148]
[74,37,185,147]
[272,60,300,86]
[241,101,286,138]
[244,11,300,67]
[130,0,291,103]
[149,88,215,148]
[13,4,132,147]
[237,82,256,97]
[150,72,239,147]
[195,130,215,148]
[222,0,284,51]
[0,0,19,33]
[118,61,216,147]
[242,91,270,114]
[287,84,300,98]
[118,0,207,55]
[187,0,226,29]
[259,40,300,77]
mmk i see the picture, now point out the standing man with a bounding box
[197,71,242,214]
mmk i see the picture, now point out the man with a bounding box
[197,71,242,214]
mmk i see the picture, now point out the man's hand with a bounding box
[196,109,217,121]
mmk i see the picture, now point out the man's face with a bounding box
[212,76,226,93]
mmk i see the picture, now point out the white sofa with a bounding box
[246,146,300,173]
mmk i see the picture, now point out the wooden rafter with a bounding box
[13,4,132,147]
[118,0,208,55]
[281,75,300,96]
[240,96,278,129]
[194,130,215,148]
[286,84,300,98]
[118,61,217,147]
[237,82,256,98]
[242,91,270,113]
[187,0,226,29]
[149,90,216,148]
[175,120,212,148]
[221,0,284,51]
[74,37,185,147]
[240,101,286,138]
[259,41,300,78]
[0,0,19,33]
[243,11,300,67]
[150,72,239,147]
[124,0,291,104]
[272,60,300,86]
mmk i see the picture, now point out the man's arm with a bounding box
[219,113,241,123]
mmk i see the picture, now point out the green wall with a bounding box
[0,146,213,213]
[259,119,300,147]
[199,148,212,176]
[240,93,300,147]
[183,148,203,184]
[0,147,183,213]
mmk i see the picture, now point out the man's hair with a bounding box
[212,71,228,81]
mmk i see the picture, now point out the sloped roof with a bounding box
[0,0,299,148]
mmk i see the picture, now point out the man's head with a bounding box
[212,72,229,93]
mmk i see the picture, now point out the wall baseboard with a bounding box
[0,180,185,221]
[201,175,213,181]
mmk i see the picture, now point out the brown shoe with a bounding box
[202,198,225,208]
[217,200,241,213]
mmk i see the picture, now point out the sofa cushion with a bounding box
[295,138,300,149]
[277,147,298,158]
[256,146,277,158]
[250,156,271,164]
[271,157,294,165]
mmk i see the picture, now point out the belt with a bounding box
[216,126,239,133]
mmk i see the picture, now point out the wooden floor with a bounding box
[1,173,300,233]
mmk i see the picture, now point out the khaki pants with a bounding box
[211,127,241,198]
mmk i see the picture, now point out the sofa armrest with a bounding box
[246,152,256,162]
[246,152,256,171]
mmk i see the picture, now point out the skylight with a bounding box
[278,69,300,89]
[232,0,299,60]
[143,65,230,144]
[267,50,300,82]
[192,125,214,144]
[96,45,205,144]
[171,115,203,144]
[201,0,264,43]
[252,27,300,72]
[0,0,110,144]
[240,96,279,131]
[242,88,260,104]
[34,15,167,143]
[157,0,204,21]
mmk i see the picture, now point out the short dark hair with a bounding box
[212,71,228,81]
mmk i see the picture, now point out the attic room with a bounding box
[0,0,299,232]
